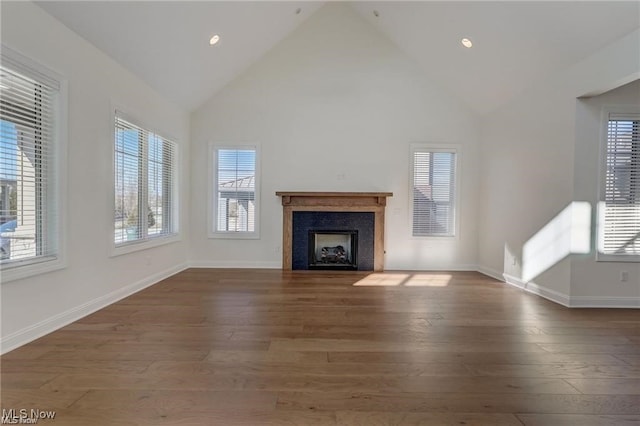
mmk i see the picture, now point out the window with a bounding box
[598,111,640,260]
[209,144,259,238]
[114,112,176,249]
[410,145,457,237]
[0,47,65,278]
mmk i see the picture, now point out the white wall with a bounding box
[478,29,640,305]
[190,3,481,270]
[0,2,191,352]
[572,80,640,306]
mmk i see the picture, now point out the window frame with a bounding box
[208,143,261,240]
[596,106,640,262]
[111,108,179,257]
[0,46,68,283]
[409,143,460,239]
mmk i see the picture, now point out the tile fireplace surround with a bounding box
[276,192,393,271]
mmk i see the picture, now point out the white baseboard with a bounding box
[569,296,640,308]
[0,262,189,355]
[502,273,527,290]
[501,272,639,308]
[476,266,504,282]
[503,273,571,307]
[189,260,281,269]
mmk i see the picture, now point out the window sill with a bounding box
[410,234,458,241]
[111,233,180,257]
[1,256,67,283]
[596,253,640,263]
[208,231,260,240]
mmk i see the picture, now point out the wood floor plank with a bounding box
[0,390,88,410]
[1,268,638,425]
[68,389,277,411]
[429,319,640,329]
[300,325,632,344]
[537,343,640,355]
[517,414,640,426]
[41,373,245,391]
[276,392,640,414]
[57,390,288,426]
[465,363,640,379]
[243,375,578,394]
[270,337,546,353]
[205,349,327,364]
[564,378,640,395]
[0,345,58,360]
[327,351,628,365]
[336,411,524,426]
[614,354,640,366]
[0,373,59,390]
[144,360,470,377]
[0,359,150,375]
[35,347,210,362]
[539,327,640,336]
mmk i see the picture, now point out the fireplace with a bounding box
[292,211,373,270]
[308,230,358,270]
[276,192,392,271]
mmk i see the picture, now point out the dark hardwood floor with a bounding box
[1,269,639,425]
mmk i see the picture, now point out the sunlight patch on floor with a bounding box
[405,274,452,287]
[353,273,409,286]
[353,273,452,287]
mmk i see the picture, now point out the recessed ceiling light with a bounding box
[461,38,473,48]
[209,34,220,46]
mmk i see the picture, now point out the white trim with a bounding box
[208,143,261,240]
[0,45,68,283]
[109,106,180,257]
[0,45,62,89]
[409,143,461,240]
[476,265,505,282]
[503,273,571,307]
[596,253,640,262]
[110,106,180,145]
[501,273,527,289]
[570,296,640,308]
[110,234,182,257]
[0,262,189,355]
[596,106,640,262]
[0,256,66,283]
[189,260,280,269]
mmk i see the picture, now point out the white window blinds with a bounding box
[114,114,176,246]
[411,148,457,237]
[212,147,258,235]
[599,112,640,257]
[0,59,59,267]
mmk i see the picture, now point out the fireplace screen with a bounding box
[308,230,358,270]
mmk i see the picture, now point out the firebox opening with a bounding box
[308,230,358,270]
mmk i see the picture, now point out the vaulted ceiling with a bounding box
[36,1,640,115]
